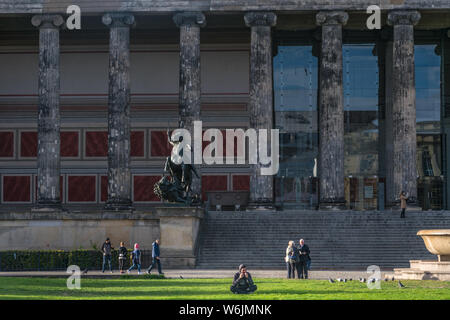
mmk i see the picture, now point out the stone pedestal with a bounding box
[316,11,348,210]
[386,260,450,281]
[157,206,204,268]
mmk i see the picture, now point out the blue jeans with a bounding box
[306,260,311,270]
[128,262,141,273]
[147,257,162,274]
[102,255,112,272]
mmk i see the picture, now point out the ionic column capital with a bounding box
[173,11,206,28]
[387,10,421,26]
[244,12,277,28]
[316,11,348,26]
[31,14,64,29]
[102,13,135,28]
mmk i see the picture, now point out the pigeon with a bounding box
[398,280,405,288]
[391,277,395,281]
[82,268,88,275]
[179,275,183,279]
[328,278,335,283]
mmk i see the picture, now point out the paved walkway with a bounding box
[0,269,391,280]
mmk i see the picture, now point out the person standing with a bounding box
[147,239,163,275]
[118,242,128,274]
[400,191,408,218]
[297,239,310,279]
[127,243,142,274]
[285,241,297,279]
[101,237,113,273]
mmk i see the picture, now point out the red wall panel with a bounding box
[68,176,96,202]
[85,131,108,157]
[232,175,250,191]
[0,132,14,157]
[133,175,161,202]
[131,131,145,157]
[151,131,171,157]
[61,131,79,157]
[20,131,37,157]
[101,175,108,202]
[3,176,31,202]
[201,175,228,200]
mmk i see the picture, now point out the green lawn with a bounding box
[0,277,449,300]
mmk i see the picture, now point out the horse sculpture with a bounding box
[153,129,201,206]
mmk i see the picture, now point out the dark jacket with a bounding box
[118,246,127,259]
[131,249,141,264]
[297,244,311,262]
[101,242,112,256]
[152,242,160,258]
[232,272,254,288]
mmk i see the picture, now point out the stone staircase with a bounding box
[196,210,450,270]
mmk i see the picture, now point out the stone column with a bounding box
[102,13,135,211]
[31,14,64,211]
[173,12,206,198]
[387,10,421,206]
[316,11,348,209]
[244,11,277,208]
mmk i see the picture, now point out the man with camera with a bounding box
[230,264,257,294]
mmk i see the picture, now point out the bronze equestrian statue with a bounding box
[153,129,200,205]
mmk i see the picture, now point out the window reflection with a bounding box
[415,44,443,210]
[343,44,379,210]
[273,45,319,209]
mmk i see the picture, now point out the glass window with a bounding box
[273,45,319,209]
[343,44,379,210]
[415,44,443,210]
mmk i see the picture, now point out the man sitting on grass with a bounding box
[230,264,257,294]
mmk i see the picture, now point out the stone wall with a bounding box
[1,0,450,14]
[0,208,205,268]
[0,211,159,251]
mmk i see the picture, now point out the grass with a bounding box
[0,277,449,300]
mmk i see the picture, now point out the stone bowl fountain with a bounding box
[417,230,450,262]
[385,229,450,281]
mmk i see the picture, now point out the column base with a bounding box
[104,199,134,212]
[32,201,64,213]
[319,198,347,210]
[246,198,275,211]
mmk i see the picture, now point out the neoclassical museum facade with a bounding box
[0,0,450,212]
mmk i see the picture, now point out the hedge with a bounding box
[0,249,151,271]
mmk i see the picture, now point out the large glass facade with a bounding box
[415,44,443,210]
[272,36,446,211]
[343,44,380,210]
[273,45,319,209]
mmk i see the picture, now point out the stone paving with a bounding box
[0,269,390,280]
